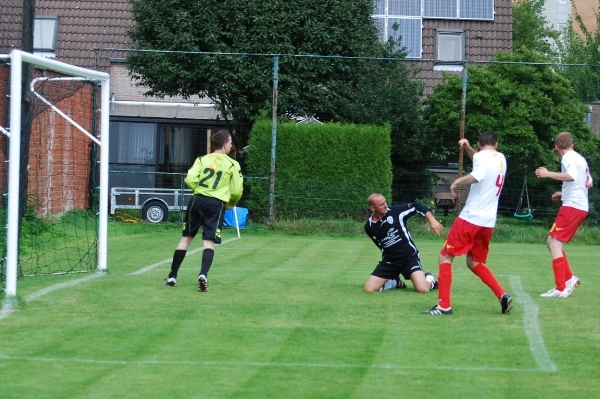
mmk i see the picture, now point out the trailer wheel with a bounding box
[142,201,169,223]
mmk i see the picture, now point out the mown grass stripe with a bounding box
[128,237,239,275]
[0,354,545,372]
[510,275,557,372]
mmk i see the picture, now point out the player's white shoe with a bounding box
[165,277,176,287]
[566,276,581,294]
[421,305,452,315]
[540,288,570,298]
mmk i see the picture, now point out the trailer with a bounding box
[110,187,193,223]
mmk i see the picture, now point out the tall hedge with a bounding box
[245,120,392,220]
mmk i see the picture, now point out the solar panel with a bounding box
[387,17,422,58]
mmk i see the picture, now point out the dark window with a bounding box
[108,121,207,189]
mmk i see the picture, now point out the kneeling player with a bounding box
[364,193,442,293]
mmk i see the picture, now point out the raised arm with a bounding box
[459,139,476,160]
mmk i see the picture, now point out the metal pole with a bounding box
[268,55,279,221]
[97,73,110,271]
[457,63,468,213]
[5,50,23,297]
[233,206,240,238]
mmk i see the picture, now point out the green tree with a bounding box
[512,0,559,58]
[555,3,600,101]
[127,0,381,146]
[424,49,600,189]
[127,0,433,185]
[330,53,435,186]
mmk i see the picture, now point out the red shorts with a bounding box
[440,217,493,264]
[549,206,588,243]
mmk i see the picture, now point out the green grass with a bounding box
[0,225,599,398]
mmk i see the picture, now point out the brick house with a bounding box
[1,0,515,212]
[373,0,513,94]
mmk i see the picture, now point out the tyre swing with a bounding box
[514,168,533,221]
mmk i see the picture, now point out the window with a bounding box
[34,16,59,54]
[557,23,567,32]
[387,18,422,58]
[372,0,422,58]
[109,122,157,165]
[558,0,567,4]
[109,121,208,189]
[372,0,493,58]
[435,29,465,62]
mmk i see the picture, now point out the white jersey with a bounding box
[460,150,507,228]
[560,150,592,212]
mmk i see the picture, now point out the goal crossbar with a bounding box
[5,49,110,297]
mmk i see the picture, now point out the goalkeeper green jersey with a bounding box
[184,153,243,203]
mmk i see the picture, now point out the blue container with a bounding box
[223,207,248,229]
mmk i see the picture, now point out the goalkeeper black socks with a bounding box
[200,248,215,277]
[168,249,187,278]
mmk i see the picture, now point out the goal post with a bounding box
[5,49,110,298]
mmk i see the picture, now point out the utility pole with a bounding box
[18,0,36,237]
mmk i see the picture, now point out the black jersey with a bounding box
[364,202,430,262]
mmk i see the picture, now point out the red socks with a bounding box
[438,262,508,308]
[471,263,506,299]
[438,263,452,309]
[562,251,573,282]
[552,256,568,291]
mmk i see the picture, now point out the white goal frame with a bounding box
[4,49,110,297]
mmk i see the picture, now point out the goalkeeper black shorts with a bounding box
[182,194,227,243]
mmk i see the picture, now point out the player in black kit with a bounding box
[364,193,443,292]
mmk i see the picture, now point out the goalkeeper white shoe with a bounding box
[540,288,570,298]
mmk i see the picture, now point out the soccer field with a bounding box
[0,228,599,398]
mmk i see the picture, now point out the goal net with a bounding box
[1,51,110,297]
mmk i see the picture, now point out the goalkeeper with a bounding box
[165,130,243,292]
[364,193,442,293]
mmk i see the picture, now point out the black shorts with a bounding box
[371,253,423,280]
[182,194,226,243]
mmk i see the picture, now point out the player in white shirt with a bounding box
[535,132,593,298]
[423,131,513,315]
